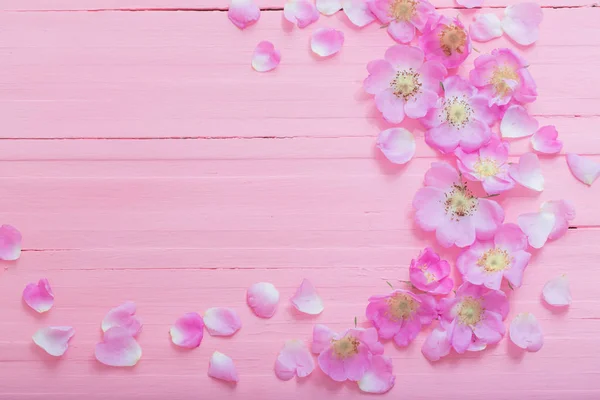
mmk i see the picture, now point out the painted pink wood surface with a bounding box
[1,2,600,400]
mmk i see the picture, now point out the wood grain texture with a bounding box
[1,2,599,399]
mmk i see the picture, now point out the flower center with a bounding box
[391,69,422,100]
[438,25,467,56]
[424,271,436,283]
[457,297,483,326]
[389,0,417,21]
[386,293,418,321]
[332,336,360,359]
[477,248,511,272]
[444,183,478,219]
[474,158,500,178]
[490,65,519,96]
[442,96,472,129]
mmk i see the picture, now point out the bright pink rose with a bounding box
[419,15,471,69]
[470,48,537,107]
[422,76,497,154]
[413,162,505,248]
[365,289,437,347]
[457,223,531,290]
[364,45,447,124]
[409,247,454,295]
[368,0,436,43]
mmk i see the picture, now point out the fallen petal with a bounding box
[102,302,142,337]
[358,355,395,394]
[457,0,482,8]
[228,0,260,29]
[95,327,142,367]
[531,125,562,154]
[541,199,576,241]
[377,128,416,165]
[566,153,600,186]
[342,0,375,27]
[509,152,544,192]
[316,0,342,15]
[33,326,74,357]
[283,0,319,28]
[501,105,538,139]
[518,211,556,249]
[252,41,281,73]
[23,278,54,313]
[274,340,315,380]
[470,13,503,42]
[0,224,22,261]
[247,282,280,318]
[208,351,239,382]
[509,312,543,352]
[542,275,572,307]
[291,279,324,315]
[204,307,242,336]
[170,312,204,349]
[311,28,344,57]
[421,327,451,362]
[502,2,543,46]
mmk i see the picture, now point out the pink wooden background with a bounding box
[1,1,599,398]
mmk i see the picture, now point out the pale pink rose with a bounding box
[502,2,543,46]
[367,0,435,43]
[364,44,447,124]
[409,247,454,295]
[470,14,502,42]
[228,0,260,29]
[509,312,543,352]
[566,153,600,186]
[283,0,319,28]
[419,16,471,69]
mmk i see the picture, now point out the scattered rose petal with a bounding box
[203,307,242,336]
[501,105,538,138]
[33,326,74,357]
[357,355,395,394]
[284,0,319,28]
[509,152,544,192]
[342,0,375,27]
[0,224,22,261]
[102,302,142,337]
[470,14,502,42]
[316,0,341,15]
[542,275,572,307]
[518,211,556,249]
[95,327,142,367]
[252,41,281,73]
[228,0,260,29]
[566,153,600,186]
[23,278,54,313]
[541,200,576,241]
[502,2,543,46]
[208,351,239,382]
[531,126,563,154]
[291,279,324,315]
[421,327,451,362]
[509,313,543,352]
[247,282,280,318]
[457,0,483,8]
[274,340,315,380]
[311,28,344,57]
[170,312,204,349]
[376,128,416,165]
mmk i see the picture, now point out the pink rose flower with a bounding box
[367,0,436,43]
[419,15,471,69]
[457,223,531,290]
[364,44,447,124]
[409,247,454,295]
[470,48,537,107]
[365,289,437,347]
[422,76,497,154]
[413,162,505,248]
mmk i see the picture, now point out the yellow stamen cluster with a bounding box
[474,158,500,178]
[444,183,478,219]
[457,297,483,326]
[490,65,519,97]
[442,96,473,129]
[438,24,467,56]
[386,293,419,321]
[477,248,511,272]
[332,336,360,359]
[391,69,422,100]
[389,0,417,21]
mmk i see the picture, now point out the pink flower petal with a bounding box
[102,302,142,337]
[291,279,324,315]
[457,0,482,8]
[32,326,74,357]
[541,200,576,241]
[470,13,502,42]
[502,2,543,46]
[357,355,395,394]
[284,0,319,28]
[509,312,543,352]
[316,0,341,15]
[311,324,337,354]
[274,340,315,380]
[566,153,600,186]
[342,0,375,27]
[228,0,260,29]
[247,282,280,318]
[310,28,344,57]
[95,327,142,367]
[0,224,21,261]
[542,275,572,307]
[208,351,239,382]
[23,278,54,313]
[501,105,538,138]
[252,41,281,73]
[169,312,204,348]
[509,152,544,192]
[531,125,563,154]
[421,327,451,362]
[377,128,416,165]
[518,211,556,249]
[203,307,242,336]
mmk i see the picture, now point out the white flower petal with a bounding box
[566,153,600,186]
[291,279,324,315]
[203,307,242,336]
[208,351,239,382]
[358,355,395,394]
[509,312,543,352]
[509,152,544,192]
[518,211,556,249]
[274,340,315,380]
[501,105,538,139]
[470,14,503,42]
[33,326,75,357]
[247,282,280,318]
[542,275,572,307]
[377,128,416,165]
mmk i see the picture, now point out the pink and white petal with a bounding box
[311,324,337,354]
[566,153,600,186]
[413,188,446,231]
[283,0,320,28]
[470,13,502,42]
[387,20,415,44]
[404,89,438,119]
[518,211,556,249]
[451,321,473,354]
[169,312,204,349]
[352,326,385,355]
[364,60,395,95]
[102,302,142,337]
[501,105,538,138]
[419,61,448,92]
[542,275,572,307]
[423,162,460,190]
[384,44,424,71]
[509,313,543,352]
[0,224,21,261]
[247,282,280,318]
[503,250,530,288]
[251,41,281,73]
[482,290,509,319]
[311,28,344,57]
[343,0,376,27]
[23,278,54,313]
[291,279,324,315]
[509,152,544,192]
[457,0,483,8]
[208,351,239,382]
[532,126,563,154]
[502,2,543,46]
[421,327,451,361]
[375,89,406,124]
[494,223,528,252]
[275,340,315,380]
[541,199,575,241]
[33,326,74,357]
[95,327,142,367]
[203,307,242,336]
[358,355,395,394]
[426,124,461,154]
[316,0,342,15]
[317,348,348,381]
[473,198,505,241]
[393,317,421,347]
[341,344,371,381]
[436,215,476,248]
[228,0,260,29]
[458,120,492,153]
[377,128,416,165]
[473,311,505,344]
